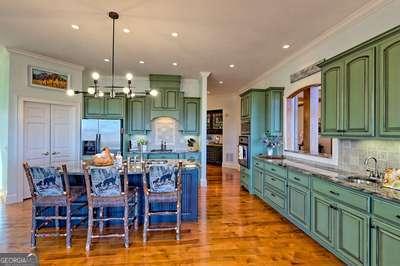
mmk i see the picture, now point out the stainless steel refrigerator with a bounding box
[81,119,123,155]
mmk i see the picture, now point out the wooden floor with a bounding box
[0,165,342,265]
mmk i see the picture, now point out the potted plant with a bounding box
[137,138,148,152]
[262,133,282,156]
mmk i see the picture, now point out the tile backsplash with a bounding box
[339,140,400,173]
[129,117,198,151]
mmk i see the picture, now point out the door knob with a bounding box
[51,152,60,155]
[42,152,49,156]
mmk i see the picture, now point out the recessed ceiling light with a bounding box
[229,64,235,68]
[207,91,211,94]
[219,81,223,84]
[71,24,80,30]
[139,60,144,64]
[104,58,110,62]
[171,32,179,37]
[282,44,291,49]
[172,62,178,66]
[123,28,130,33]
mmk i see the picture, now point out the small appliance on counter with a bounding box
[383,168,400,190]
[187,138,199,151]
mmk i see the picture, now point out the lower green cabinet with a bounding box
[311,193,336,249]
[147,153,179,160]
[371,219,400,266]
[252,167,264,198]
[288,182,310,231]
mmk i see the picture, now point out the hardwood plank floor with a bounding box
[0,165,342,265]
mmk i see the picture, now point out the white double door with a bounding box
[23,102,77,198]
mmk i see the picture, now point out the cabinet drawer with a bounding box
[373,198,400,226]
[265,163,286,178]
[312,178,369,212]
[264,189,286,210]
[240,173,249,186]
[253,159,265,170]
[265,174,286,195]
[288,170,310,188]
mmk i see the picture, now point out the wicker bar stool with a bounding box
[142,161,183,242]
[83,163,139,251]
[23,162,86,248]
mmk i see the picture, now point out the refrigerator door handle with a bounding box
[96,134,101,154]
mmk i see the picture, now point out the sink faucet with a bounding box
[364,156,382,180]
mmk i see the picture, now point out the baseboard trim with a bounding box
[222,162,240,170]
[6,193,18,204]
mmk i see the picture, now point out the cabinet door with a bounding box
[343,47,375,137]
[336,204,369,266]
[164,90,178,109]
[321,61,344,136]
[241,94,250,118]
[288,182,310,231]
[378,34,400,137]
[183,98,200,134]
[84,97,104,117]
[311,193,336,248]
[127,98,145,133]
[371,219,400,266]
[104,97,125,118]
[266,90,283,136]
[252,167,263,198]
[152,89,164,109]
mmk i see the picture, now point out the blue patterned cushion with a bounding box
[30,167,64,196]
[148,164,177,192]
[90,167,122,196]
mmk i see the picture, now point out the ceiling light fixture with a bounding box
[71,24,80,30]
[104,58,110,62]
[172,62,178,66]
[219,81,223,84]
[67,12,158,98]
[139,60,144,64]
[229,64,235,68]
[282,44,291,49]
[171,32,179,37]
[123,28,130,33]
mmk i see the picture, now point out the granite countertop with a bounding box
[207,143,223,147]
[63,159,200,175]
[256,156,400,203]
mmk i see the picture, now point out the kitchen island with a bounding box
[45,160,199,227]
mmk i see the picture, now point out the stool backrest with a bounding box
[85,166,124,196]
[23,162,65,197]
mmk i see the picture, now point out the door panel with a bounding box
[252,167,263,197]
[127,98,145,133]
[152,89,163,109]
[378,35,400,137]
[311,194,335,248]
[343,48,375,137]
[105,97,124,117]
[99,120,121,154]
[84,97,104,117]
[371,219,400,266]
[288,183,310,230]
[165,90,177,109]
[50,105,77,166]
[184,98,200,134]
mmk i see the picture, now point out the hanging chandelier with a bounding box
[66,11,158,98]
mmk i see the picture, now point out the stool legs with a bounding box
[31,205,37,248]
[86,206,93,251]
[124,203,129,248]
[143,199,149,242]
[176,200,181,241]
[99,207,104,234]
[134,190,139,230]
[66,204,72,248]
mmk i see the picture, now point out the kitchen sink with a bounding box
[346,176,380,185]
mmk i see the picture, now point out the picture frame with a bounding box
[28,66,70,90]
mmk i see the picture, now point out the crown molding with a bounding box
[238,0,392,93]
[200,71,211,78]
[6,48,85,71]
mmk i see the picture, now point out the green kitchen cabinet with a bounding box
[183,152,201,162]
[240,94,251,118]
[321,60,344,136]
[371,219,400,266]
[126,97,150,134]
[147,153,179,160]
[265,87,284,136]
[149,74,181,111]
[342,47,375,137]
[252,166,264,198]
[288,181,310,231]
[183,98,200,134]
[311,193,336,249]
[84,96,124,119]
[377,34,400,137]
[104,97,125,117]
[84,97,104,118]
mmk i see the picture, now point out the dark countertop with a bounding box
[128,150,200,154]
[207,143,223,147]
[255,156,400,203]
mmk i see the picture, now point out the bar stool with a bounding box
[83,163,139,251]
[142,161,183,242]
[23,162,85,248]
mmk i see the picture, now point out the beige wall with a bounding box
[207,93,240,169]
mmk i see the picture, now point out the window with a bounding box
[286,85,332,158]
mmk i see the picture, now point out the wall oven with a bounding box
[238,136,250,168]
[241,118,250,135]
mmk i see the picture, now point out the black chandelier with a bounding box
[67,11,158,98]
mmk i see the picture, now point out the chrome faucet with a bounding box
[364,156,382,180]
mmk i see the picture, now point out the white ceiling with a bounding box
[0,0,371,93]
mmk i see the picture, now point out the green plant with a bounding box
[137,137,148,145]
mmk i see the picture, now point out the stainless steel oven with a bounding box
[238,136,250,168]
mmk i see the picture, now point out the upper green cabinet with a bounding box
[320,26,400,138]
[183,97,200,134]
[126,97,150,134]
[84,96,125,119]
[377,34,400,137]
[265,87,284,136]
[149,74,181,111]
[240,94,251,118]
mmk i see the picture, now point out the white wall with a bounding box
[239,0,400,166]
[6,49,84,203]
[208,93,240,169]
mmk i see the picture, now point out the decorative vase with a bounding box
[266,147,274,156]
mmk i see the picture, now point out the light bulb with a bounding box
[98,91,104,97]
[88,87,95,94]
[66,88,75,96]
[149,89,158,96]
[123,87,130,94]
[125,73,133,81]
[92,72,100,80]
[130,93,136,98]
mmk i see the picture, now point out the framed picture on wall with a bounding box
[28,66,70,90]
